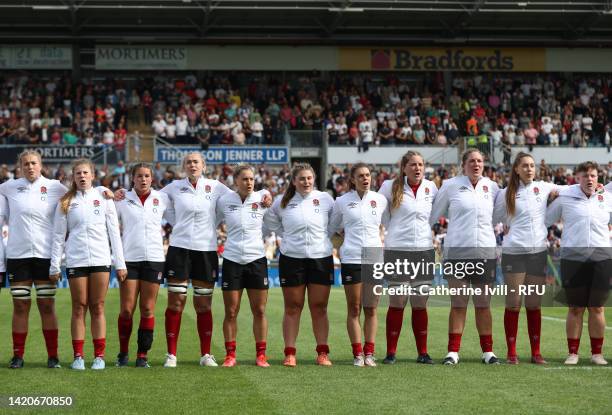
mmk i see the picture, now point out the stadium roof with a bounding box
[1,0,612,46]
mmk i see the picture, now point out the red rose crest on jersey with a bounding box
[205,185,211,193]
[40,186,47,194]
[482,185,489,193]
[153,198,159,206]
[251,202,258,211]
[93,199,100,207]
[370,200,377,208]
[424,187,430,195]
[598,194,604,202]
[313,199,320,206]
[533,187,539,195]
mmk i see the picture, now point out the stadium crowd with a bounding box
[1,72,611,150]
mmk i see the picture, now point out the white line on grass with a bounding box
[542,367,612,370]
[541,316,612,331]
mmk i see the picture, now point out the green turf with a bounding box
[0,289,610,414]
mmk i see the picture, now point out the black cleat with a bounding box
[47,357,61,368]
[135,357,150,368]
[382,354,396,364]
[416,353,434,364]
[9,356,24,369]
[116,352,129,367]
[482,355,501,365]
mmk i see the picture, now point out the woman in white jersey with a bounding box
[378,151,438,365]
[546,161,611,366]
[216,164,271,367]
[50,158,127,371]
[265,163,335,367]
[430,148,501,365]
[115,163,171,368]
[0,150,65,369]
[493,152,561,365]
[329,163,387,367]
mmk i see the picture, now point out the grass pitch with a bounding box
[0,289,610,414]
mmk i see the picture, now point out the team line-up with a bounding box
[0,149,610,370]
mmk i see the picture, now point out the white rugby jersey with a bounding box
[545,184,611,250]
[161,177,232,251]
[328,190,387,264]
[0,177,67,259]
[493,181,562,254]
[606,182,612,193]
[0,196,5,272]
[264,190,334,259]
[115,190,170,262]
[216,190,270,264]
[430,175,499,259]
[50,187,126,274]
[379,178,437,249]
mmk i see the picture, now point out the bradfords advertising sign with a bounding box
[339,47,545,72]
[156,145,289,165]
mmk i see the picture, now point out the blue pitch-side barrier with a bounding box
[0,259,562,289]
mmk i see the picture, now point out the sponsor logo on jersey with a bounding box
[153,198,159,206]
[458,185,470,192]
[228,205,239,212]
[128,199,138,206]
[17,186,27,193]
[313,199,320,206]
[533,187,539,195]
[40,186,47,194]
[157,272,163,281]
[348,201,359,208]
[370,200,377,208]
[70,202,79,209]
[205,185,212,193]
[180,187,190,193]
[93,199,100,207]
[287,203,298,209]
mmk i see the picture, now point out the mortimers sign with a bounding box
[96,45,187,70]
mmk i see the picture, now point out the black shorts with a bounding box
[443,258,497,284]
[278,254,334,287]
[501,251,547,277]
[6,258,51,283]
[383,249,436,286]
[164,246,218,283]
[66,265,111,279]
[221,257,268,291]
[340,263,363,285]
[559,259,611,307]
[126,261,165,284]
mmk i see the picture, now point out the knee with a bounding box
[347,302,361,319]
[194,303,211,314]
[168,297,186,312]
[89,301,105,317]
[139,305,155,318]
[251,305,266,320]
[13,300,31,314]
[284,302,304,317]
[72,301,87,318]
[36,299,55,315]
[587,307,604,315]
[119,309,133,320]
[363,307,376,318]
[309,302,328,317]
[569,307,586,317]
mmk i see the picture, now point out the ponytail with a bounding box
[391,150,423,210]
[281,163,315,209]
[505,152,533,217]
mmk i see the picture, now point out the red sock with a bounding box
[256,341,266,357]
[590,337,604,355]
[140,316,155,330]
[165,308,182,356]
[42,329,58,359]
[284,346,296,356]
[412,308,428,355]
[118,316,133,354]
[351,342,363,357]
[504,309,520,357]
[386,307,404,355]
[197,311,213,355]
[526,308,542,356]
[567,338,580,354]
[364,342,375,356]
[225,341,236,358]
[12,331,27,358]
[93,338,106,358]
[316,344,329,355]
[480,335,493,353]
[72,339,84,358]
[448,333,462,353]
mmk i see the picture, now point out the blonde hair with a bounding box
[17,149,42,168]
[181,152,205,172]
[391,151,423,210]
[233,163,255,178]
[59,159,96,214]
